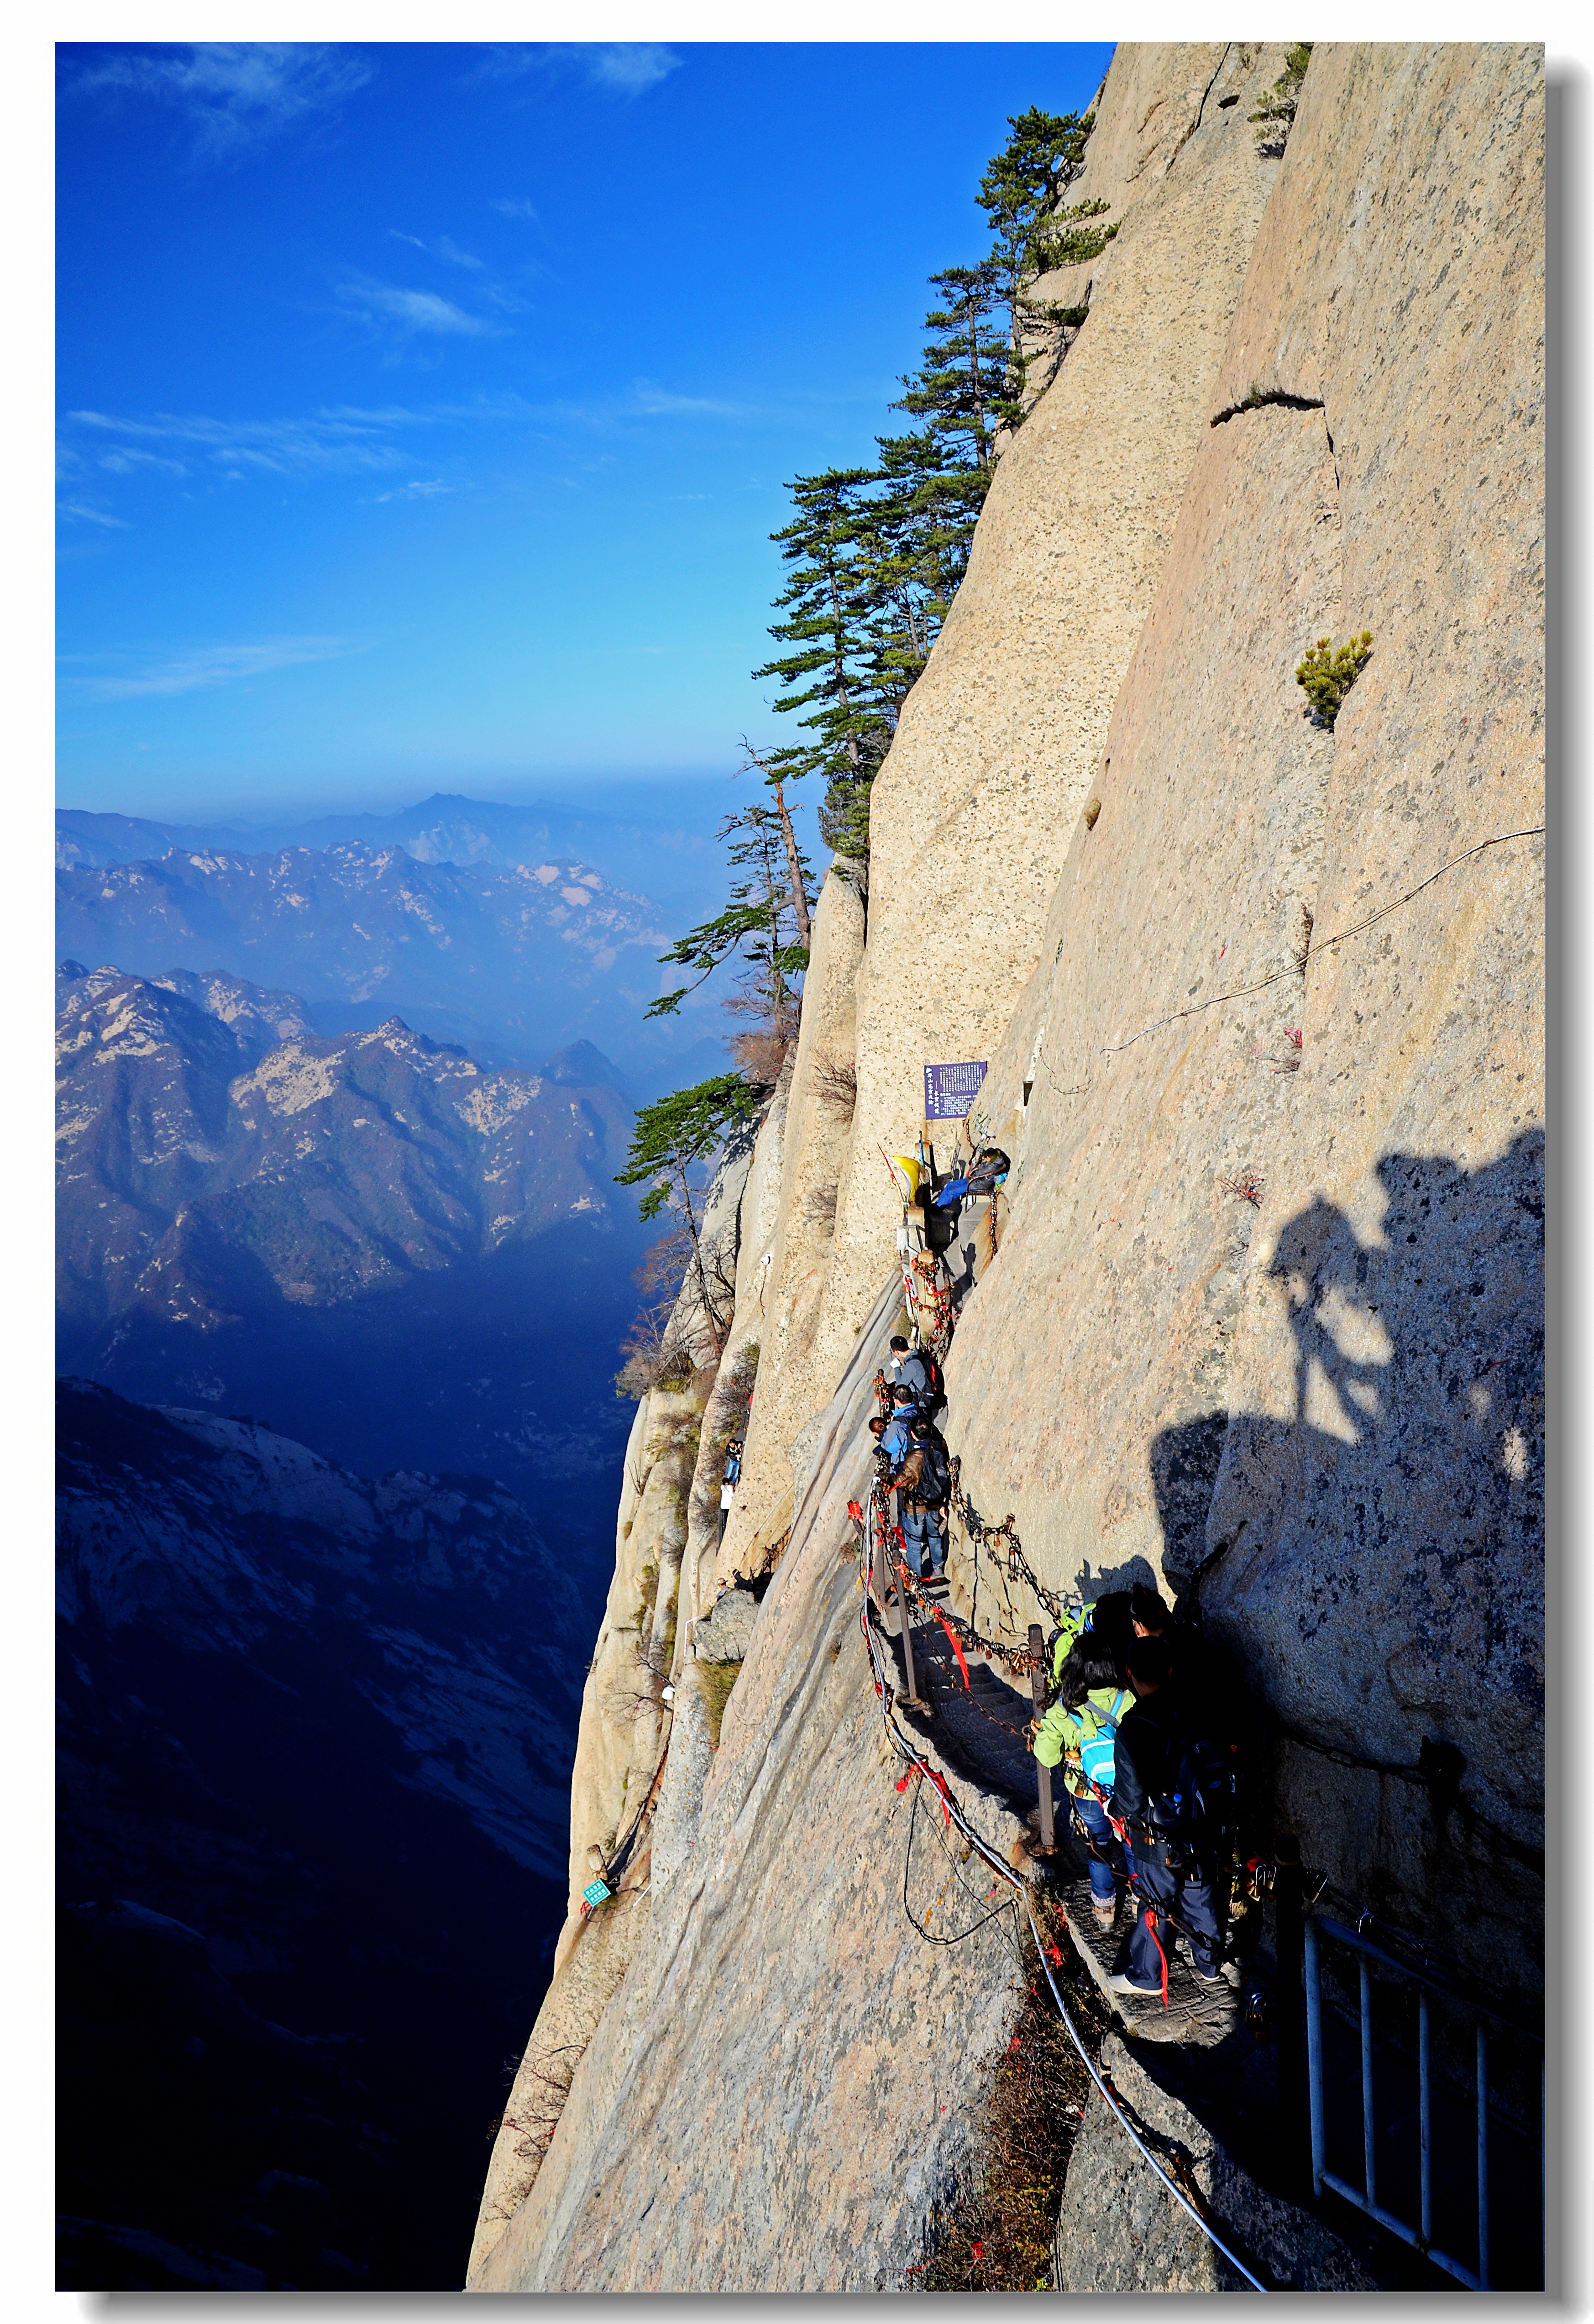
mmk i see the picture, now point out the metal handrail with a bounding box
[1303,1915,1539,2289]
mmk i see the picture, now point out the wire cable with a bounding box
[1097,825,1543,1057]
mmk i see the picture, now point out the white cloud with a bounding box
[335,278,499,338]
[491,197,539,220]
[58,502,131,530]
[68,405,414,477]
[476,43,681,99]
[583,45,680,94]
[68,43,372,161]
[97,448,187,477]
[629,379,762,422]
[78,636,362,699]
[371,479,451,503]
[389,230,485,272]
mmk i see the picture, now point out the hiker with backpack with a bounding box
[1107,1636,1230,1995]
[929,1144,1011,1213]
[891,1416,949,1581]
[1032,1638,1133,1931]
[880,1390,918,1468]
[717,1436,743,1544]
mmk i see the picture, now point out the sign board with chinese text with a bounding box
[923,1060,987,1121]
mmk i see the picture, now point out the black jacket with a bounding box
[1110,1688,1182,1831]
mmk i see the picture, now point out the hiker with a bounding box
[1107,1637,1227,1995]
[882,1384,921,1451]
[1033,1639,1133,1931]
[717,1436,743,1544]
[929,1144,1012,1210]
[892,1417,949,1583]
[886,1334,931,1399]
[876,1400,915,1471]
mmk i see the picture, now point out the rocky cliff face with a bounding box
[469,42,1543,2292]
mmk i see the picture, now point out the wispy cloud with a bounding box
[389,230,485,272]
[66,43,372,161]
[491,197,539,220]
[371,479,451,504]
[77,635,362,699]
[97,447,187,477]
[335,276,501,339]
[582,45,680,95]
[474,44,681,99]
[629,379,765,422]
[68,406,415,477]
[60,372,791,512]
[58,501,131,530]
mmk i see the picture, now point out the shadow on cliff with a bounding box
[1145,1132,1544,1968]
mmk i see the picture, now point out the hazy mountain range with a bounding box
[58,1379,582,2289]
[56,834,728,1085]
[56,960,652,1540]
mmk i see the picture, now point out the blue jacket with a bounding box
[880,1415,913,1465]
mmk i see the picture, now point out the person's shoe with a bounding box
[1091,1899,1117,1932]
[1107,1972,1162,1995]
[1190,1959,1227,1984]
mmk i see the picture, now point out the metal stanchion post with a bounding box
[1028,1622,1055,1852]
[1274,1833,1309,2199]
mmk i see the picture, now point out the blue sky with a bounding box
[56,40,1114,826]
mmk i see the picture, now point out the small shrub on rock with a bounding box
[1295,630,1373,729]
[1250,44,1313,156]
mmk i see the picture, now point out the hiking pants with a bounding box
[1128,1841,1222,1984]
[899,1505,945,1578]
[1069,1791,1123,1905]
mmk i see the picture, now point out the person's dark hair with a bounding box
[868,1416,888,1436]
[893,1385,917,1403]
[1131,1583,1169,1633]
[1056,1640,1121,1711]
[889,1335,909,1351]
[1084,1590,1134,1664]
[1125,1637,1175,1689]
[911,1418,933,1440]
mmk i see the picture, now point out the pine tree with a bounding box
[613,1072,763,1360]
[646,797,811,1076]
[751,467,896,860]
[891,264,1007,474]
[976,105,1105,430]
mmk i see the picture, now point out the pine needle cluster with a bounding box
[1295,630,1373,729]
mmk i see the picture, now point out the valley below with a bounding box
[54,851,675,2287]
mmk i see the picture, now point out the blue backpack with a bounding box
[1077,1688,1131,1794]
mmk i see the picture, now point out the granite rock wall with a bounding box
[469,42,1543,2290]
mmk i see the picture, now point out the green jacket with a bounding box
[1033,1683,1132,1790]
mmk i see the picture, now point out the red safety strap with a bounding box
[1144,1906,1170,2010]
[934,1610,971,1690]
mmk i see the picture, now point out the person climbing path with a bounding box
[718,1434,743,1544]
